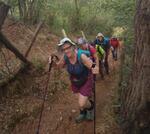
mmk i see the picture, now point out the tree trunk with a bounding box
[18,0,28,22]
[18,0,40,24]
[74,0,80,31]
[0,2,10,30]
[18,0,24,19]
[120,0,150,134]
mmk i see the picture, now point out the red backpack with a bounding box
[110,38,119,48]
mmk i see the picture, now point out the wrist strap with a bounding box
[91,63,96,68]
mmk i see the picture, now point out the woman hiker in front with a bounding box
[49,37,99,123]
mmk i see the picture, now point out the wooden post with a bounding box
[25,21,43,57]
[62,29,67,38]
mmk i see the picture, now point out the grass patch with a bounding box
[32,58,45,72]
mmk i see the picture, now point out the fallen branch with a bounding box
[0,32,31,65]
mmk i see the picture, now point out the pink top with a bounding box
[87,44,96,59]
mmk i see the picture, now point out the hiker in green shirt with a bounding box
[96,44,106,79]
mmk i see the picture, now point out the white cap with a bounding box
[96,32,104,38]
[77,37,86,45]
[58,37,76,47]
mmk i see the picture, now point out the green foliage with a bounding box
[1,0,135,41]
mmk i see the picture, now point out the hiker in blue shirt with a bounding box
[94,33,110,74]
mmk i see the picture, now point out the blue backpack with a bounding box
[76,48,90,62]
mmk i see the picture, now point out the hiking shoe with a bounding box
[75,113,86,123]
[75,109,87,123]
[106,70,109,75]
[85,110,94,121]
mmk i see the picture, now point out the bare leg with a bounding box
[78,93,90,109]
[75,93,93,123]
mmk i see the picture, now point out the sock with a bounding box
[86,100,94,111]
[80,108,87,114]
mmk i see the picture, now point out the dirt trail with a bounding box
[96,59,122,134]
[11,55,121,134]
[12,77,94,134]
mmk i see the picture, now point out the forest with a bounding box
[0,0,149,134]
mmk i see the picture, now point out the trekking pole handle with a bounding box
[48,54,59,72]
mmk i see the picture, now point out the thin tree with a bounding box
[120,0,150,133]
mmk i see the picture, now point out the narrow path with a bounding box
[12,55,121,134]
[13,83,94,134]
[96,59,121,134]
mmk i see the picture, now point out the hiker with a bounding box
[77,37,99,81]
[94,33,110,74]
[109,36,120,61]
[77,37,99,73]
[49,37,99,123]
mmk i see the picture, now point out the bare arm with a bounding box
[103,51,106,61]
[81,54,93,69]
[81,54,99,74]
[49,52,65,68]
[93,52,99,68]
[56,54,65,68]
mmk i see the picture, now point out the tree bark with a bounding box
[120,0,150,134]
[0,2,10,30]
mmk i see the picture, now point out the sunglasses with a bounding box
[61,45,72,52]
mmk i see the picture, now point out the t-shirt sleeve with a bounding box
[94,39,97,45]
[107,39,111,49]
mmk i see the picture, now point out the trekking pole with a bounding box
[62,29,67,38]
[81,30,87,41]
[36,55,58,134]
[93,79,96,134]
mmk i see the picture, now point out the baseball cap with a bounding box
[77,37,86,45]
[58,37,76,47]
[96,32,104,38]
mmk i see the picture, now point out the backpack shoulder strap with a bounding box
[77,49,90,63]
[64,54,69,64]
[64,49,90,64]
